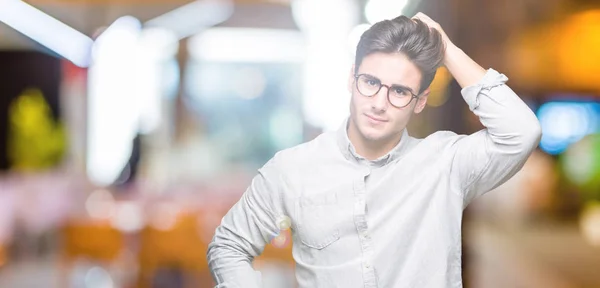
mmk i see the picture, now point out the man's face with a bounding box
[348,52,429,143]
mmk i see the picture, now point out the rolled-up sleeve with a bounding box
[207,155,286,287]
[450,69,542,207]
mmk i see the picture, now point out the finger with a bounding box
[417,12,432,20]
[413,14,434,26]
[417,16,438,29]
[412,14,425,23]
[415,13,435,25]
[415,12,430,21]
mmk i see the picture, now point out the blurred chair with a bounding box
[137,211,211,288]
[60,220,125,287]
[137,201,296,287]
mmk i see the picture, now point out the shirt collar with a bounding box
[336,117,412,167]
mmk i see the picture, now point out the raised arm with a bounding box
[207,156,287,287]
[414,13,542,205]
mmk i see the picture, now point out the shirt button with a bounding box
[364,262,371,269]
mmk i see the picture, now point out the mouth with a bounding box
[364,114,388,123]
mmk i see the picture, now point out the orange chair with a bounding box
[137,212,212,288]
[62,221,124,261]
[60,220,125,287]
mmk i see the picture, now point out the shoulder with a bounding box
[412,130,469,153]
[264,130,337,171]
[416,130,462,143]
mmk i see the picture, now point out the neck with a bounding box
[347,119,403,161]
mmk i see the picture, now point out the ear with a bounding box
[413,88,429,114]
[348,65,356,93]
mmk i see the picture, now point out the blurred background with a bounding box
[0,0,600,287]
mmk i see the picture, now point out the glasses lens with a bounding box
[356,75,380,96]
[389,86,414,107]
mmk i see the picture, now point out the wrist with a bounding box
[443,43,461,68]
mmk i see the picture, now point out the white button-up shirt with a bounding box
[207,69,542,288]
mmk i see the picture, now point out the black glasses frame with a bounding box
[354,74,419,108]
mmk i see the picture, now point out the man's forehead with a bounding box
[357,52,422,89]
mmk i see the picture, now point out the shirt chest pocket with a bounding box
[296,190,344,250]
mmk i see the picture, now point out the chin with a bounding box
[359,125,389,142]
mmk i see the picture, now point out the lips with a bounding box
[365,114,388,122]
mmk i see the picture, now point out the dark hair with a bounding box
[355,15,445,94]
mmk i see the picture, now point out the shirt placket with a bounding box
[354,168,377,288]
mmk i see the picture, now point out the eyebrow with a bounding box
[360,73,418,95]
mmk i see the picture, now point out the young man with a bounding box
[207,13,542,288]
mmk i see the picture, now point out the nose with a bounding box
[371,85,389,112]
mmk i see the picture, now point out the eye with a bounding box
[364,79,379,87]
[392,87,410,96]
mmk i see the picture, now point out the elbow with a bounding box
[206,241,258,287]
[206,242,220,266]
[491,115,542,155]
[207,242,233,273]
[207,241,233,266]
[508,115,541,155]
[522,115,542,150]
[206,237,254,268]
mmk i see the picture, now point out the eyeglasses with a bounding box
[354,74,419,108]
